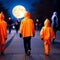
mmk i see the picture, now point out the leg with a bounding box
[27,37,31,55]
[44,42,50,56]
[23,38,28,54]
[27,37,31,50]
[23,37,31,56]
[9,28,11,34]
[52,29,56,43]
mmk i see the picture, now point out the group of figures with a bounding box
[7,18,21,34]
[0,11,58,56]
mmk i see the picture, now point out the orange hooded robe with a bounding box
[40,18,55,55]
[19,12,35,38]
[0,12,7,53]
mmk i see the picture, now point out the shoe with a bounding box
[27,50,31,56]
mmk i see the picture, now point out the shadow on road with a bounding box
[5,34,15,49]
[52,41,60,49]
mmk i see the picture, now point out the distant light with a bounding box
[36,19,39,22]
[35,23,38,26]
[12,5,26,18]
[8,17,11,20]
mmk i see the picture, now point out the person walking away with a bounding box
[40,18,55,56]
[7,17,13,34]
[15,19,20,33]
[19,12,35,56]
[51,11,58,43]
[0,12,7,55]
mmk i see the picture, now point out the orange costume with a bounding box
[19,12,35,55]
[0,12,7,55]
[19,12,35,38]
[40,18,55,55]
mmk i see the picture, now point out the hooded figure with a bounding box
[40,18,55,56]
[51,12,58,29]
[19,12,35,56]
[0,12,7,55]
[51,12,58,43]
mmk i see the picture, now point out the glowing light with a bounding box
[8,17,11,20]
[35,23,38,26]
[12,5,26,18]
[36,19,39,22]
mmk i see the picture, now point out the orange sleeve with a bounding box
[40,27,44,39]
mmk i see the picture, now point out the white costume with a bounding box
[51,12,58,28]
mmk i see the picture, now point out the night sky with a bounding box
[0,0,40,20]
[0,0,59,24]
[0,0,39,12]
[0,0,60,29]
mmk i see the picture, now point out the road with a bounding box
[0,30,60,60]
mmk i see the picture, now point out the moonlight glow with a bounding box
[12,5,26,18]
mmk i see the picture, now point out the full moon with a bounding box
[12,5,26,18]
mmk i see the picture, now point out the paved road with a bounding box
[0,30,60,60]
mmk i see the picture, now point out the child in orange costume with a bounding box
[40,18,55,56]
